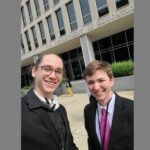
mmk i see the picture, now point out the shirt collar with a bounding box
[33,90,60,110]
[97,92,116,115]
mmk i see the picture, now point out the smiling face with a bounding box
[86,70,114,106]
[32,54,63,99]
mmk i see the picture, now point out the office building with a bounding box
[21,0,134,88]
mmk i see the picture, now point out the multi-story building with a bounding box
[21,0,134,88]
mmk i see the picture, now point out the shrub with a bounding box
[21,86,31,91]
[61,77,66,85]
[111,60,134,77]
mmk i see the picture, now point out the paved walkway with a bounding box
[58,91,134,150]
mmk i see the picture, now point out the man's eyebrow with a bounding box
[43,65,63,70]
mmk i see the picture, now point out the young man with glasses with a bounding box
[21,53,78,150]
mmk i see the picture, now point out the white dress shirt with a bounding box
[95,92,116,144]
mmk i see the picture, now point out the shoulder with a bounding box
[59,104,67,113]
[115,93,134,104]
[115,93,134,113]
[84,101,96,115]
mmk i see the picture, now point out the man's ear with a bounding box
[32,66,36,78]
[110,76,115,87]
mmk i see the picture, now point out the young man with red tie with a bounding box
[84,60,133,150]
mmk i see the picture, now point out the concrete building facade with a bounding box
[21,0,134,88]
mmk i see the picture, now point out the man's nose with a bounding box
[94,82,100,90]
[49,70,56,78]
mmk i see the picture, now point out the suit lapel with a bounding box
[25,90,62,149]
[109,94,126,149]
[89,102,102,149]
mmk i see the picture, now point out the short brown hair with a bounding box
[34,53,64,71]
[83,60,113,79]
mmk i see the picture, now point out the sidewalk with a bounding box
[58,91,134,150]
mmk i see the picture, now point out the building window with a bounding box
[60,47,85,81]
[93,28,134,63]
[21,35,25,54]
[21,7,27,27]
[95,0,109,17]
[31,26,39,48]
[79,0,92,24]
[25,31,32,51]
[21,65,34,88]
[38,21,46,44]
[34,0,41,17]
[66,2,78,30]
[47,16,55,40]
[27,1,33,22]
[53,0,59,4]
[115,0,129,9]
[43,0,49,11]
[56,9,66,36]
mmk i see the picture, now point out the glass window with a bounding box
[43,0,49,11]
[114,47,129,61]
[61,52,69,61]
[99,37,111,50]
[66,2,78,30]
[64,62,74,81]
[115,0,129,9]
[79,0,92,24]
[129,44,134,60]
[53,0,59,4]
[93,41,100,53]
[126,28,134,42]
[21,7,27,27]
[61,47,85,81]
[78,47,83,57]
[101,50,114,64]
[95,0,109,17]
[47,16,55,40]
[56,9,66,36]
[93,29,134,63]
[31,26,39,48]
[71,61,82,80]
[25,31,32,51]
[21,35,25,54]
[38,21,46,44]
[69,49,78,59]
[34,0,41,17]
[95,54,101,60]
[27,1,33,22]
[79,58,85,73]
[112,31,126,46]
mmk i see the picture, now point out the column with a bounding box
[35,23,43,47]
[73,0,84,27]
[107,0,117,12]
[51,12,60,38]
[61,4,71,33]
[22,32,29,53]
[30,0,37,19]
[88,0,99,22]
[28,28,35,50]
[80,34,95,67]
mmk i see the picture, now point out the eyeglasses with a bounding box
[40,65,63,76]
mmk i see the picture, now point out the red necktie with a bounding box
[100,108,110,150]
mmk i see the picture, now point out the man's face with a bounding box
[32,54,63,98]
[86,70,114,105]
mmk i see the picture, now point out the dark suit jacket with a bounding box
[84,93,134,150]
[21,90,78,150]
